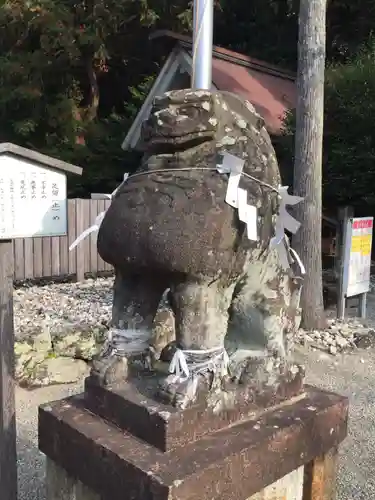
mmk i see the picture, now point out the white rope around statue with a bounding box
[103,328,150,356]
[168,346,229,382]
[69,164,278,252]
[69,156,305,277]
[68,173,129,251]
[69,211,106,251]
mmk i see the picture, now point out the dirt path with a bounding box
[17,381,84,500]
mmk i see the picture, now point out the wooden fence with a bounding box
[12,199,112,282]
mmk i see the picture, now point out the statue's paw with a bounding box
[140,347,156,371]
[229,349,285,386]
[90,351,129,386]
[157,374,209,409]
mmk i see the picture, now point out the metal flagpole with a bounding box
[191,0,214,90]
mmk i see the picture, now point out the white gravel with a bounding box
[14,277,113,341]
[296,346,375,500]
[14,278,375,499]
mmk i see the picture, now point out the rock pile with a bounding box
[296,318,375,355]
[14,278,113,387]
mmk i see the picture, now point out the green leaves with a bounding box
[2,0,375,200]
[0,0,192,195]
[280,39,375,210]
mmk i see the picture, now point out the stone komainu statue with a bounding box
[93,89,304,409]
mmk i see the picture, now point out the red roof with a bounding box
[150,31,296,135]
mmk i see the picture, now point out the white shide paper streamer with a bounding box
[216,152,305,275]
[217,152,258,241]
[269,185,305,275]
[69,173,129,251]
[168,346,229,387]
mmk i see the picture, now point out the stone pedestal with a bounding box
[38,381,347,500]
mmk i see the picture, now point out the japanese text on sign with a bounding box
[344,217,373,297]
[0,155,67,239]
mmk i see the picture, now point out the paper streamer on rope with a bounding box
[69,172,129,251]
[217,152,258,241]
[169,349,190,380]
[270,186,303,247]
[269,185,305,274]
[69,211,106,251]
[289,247,306,275]
[222,153,244,208]
[169,346,229,382]
[237,187,258,241]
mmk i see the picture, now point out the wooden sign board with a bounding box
[0,143,82,500]
[0,143,82,239]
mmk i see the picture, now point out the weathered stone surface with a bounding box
[45,457,304,500]
[38,386,348,500]
[17,355,90,388]
[51,325,107,360]
[14,325,105,386]
[93,89,303,408]
[84,363,304,452]
[99,91,280,279]
[46,459,100,500]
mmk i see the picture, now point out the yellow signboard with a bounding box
[351,234,372,256]
[344,217,374,297]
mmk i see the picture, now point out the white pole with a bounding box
[191,0,214,90]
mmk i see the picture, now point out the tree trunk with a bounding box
[84,56,100,124]
[293,0,327,330]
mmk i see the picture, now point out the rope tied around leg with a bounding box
[168,346,229,382]
[102,328,150,356]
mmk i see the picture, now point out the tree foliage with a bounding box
[279,40,375,212]
[0,0,192,194]
[324,42,375,210]
[1,0,375,197]
[215,0,375,69]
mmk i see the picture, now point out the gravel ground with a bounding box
[14,277,113,339]
[296,346,375,500]
[14,278,375,499]
[17,381,83,500]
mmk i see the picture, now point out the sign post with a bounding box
[339,216,373,319]
[0,143,82,500]
[0,239,16,500]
